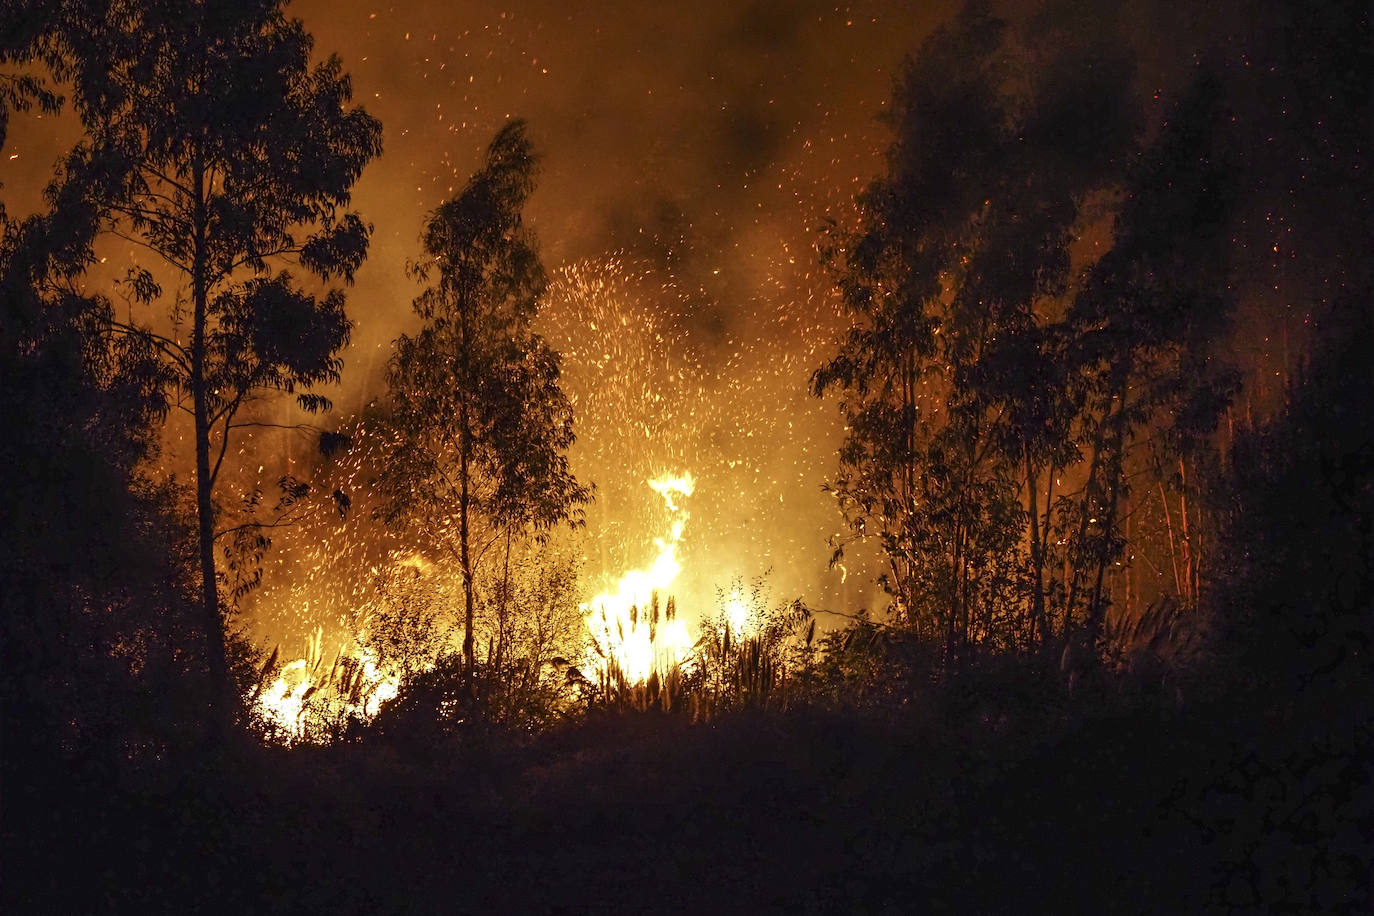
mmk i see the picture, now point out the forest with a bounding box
[1,0,1370,912]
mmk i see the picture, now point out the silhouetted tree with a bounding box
[0,71,207,790]
[1064,70,1239,654]
[814,1,1138,663]
[813,3,1006,650]
[1202,0,1373,708]
[10,0,382,729]
[380,121,590,677]
[1211,293,1374,708]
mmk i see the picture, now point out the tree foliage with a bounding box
[815,1,1243,670]
[380,120,590,675]
[0,69,207,777]
[816,2,1132,659]
[6,0,382,726]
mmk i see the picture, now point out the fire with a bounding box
[582,472,697,682]
[256,625,401,740]
[723,587,750,636]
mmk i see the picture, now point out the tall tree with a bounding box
[380,120,590,678]
[0,68,208,800]
[813,3,1007,647]
[12,0,383,728]
[1064,70,1238,652]
[814,1,1137,662]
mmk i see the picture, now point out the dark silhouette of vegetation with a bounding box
[812,2,1244,674]
[0,121,202,778]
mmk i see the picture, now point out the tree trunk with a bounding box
[189,156,232,739]
[1025,445,1050,649]
[457,297,476,682]
[1085,375,1132,651]
[496,526,511,673]
[459,401,475,677]
[946,517,962,672]
[1124,488,1133,621]
[1178,457,1195,606]
[1159,478,1182,598]
[1064,415,1109,635]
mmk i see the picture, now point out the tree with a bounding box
[1063,70,1239,653]
[0,67,211,804]
[380,120,590,679]
[813,2,1006,649]
[813,1,1137,663]
[11,0,383,729]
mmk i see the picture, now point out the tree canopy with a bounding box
[6,0,382,728]
[380,120,590,675]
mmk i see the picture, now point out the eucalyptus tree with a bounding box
[1065,72,1239,651]
[814,1,1137,662]
[0,60,203,769]
[11,0,382,726]
[380,120,590,677]
[813,3,1008,652]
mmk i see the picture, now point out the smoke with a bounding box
[294,0,947,370]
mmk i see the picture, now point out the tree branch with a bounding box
[226,420,324,434]
[107,226,191,274]
[107,320,193,373]
[209,390,247,486]
[213,501,319,544]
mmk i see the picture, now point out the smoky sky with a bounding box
[292,0,951,389]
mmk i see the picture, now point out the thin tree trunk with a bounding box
[458,302,476,680]
[1044,465,1057,639]
[961,547,972,654]
[496,526,511,673]
[1025,445,1049,649]
[1085,374,1132,651]
[1159,478,1182,598]
[1064,423,1107,636]
[459,404,475,677]
[190,154,231,737]
[1178,457,1195,606]
[1124,488,1133,622]
[900,354,917,625]
[1077,365,1132,650]
[946,517,962,671]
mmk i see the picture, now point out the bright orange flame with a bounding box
[256,625,400,740]
[582,472,696,681]
[723,587,750,636]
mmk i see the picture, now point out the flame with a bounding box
[259,658,312,727]
[582,472,697,682]
[256,625,400,740]
[723,587,750,636]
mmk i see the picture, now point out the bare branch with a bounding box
[212,502,320,544]
[226,420,324,434]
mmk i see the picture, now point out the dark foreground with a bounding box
[8,682,1369,916]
